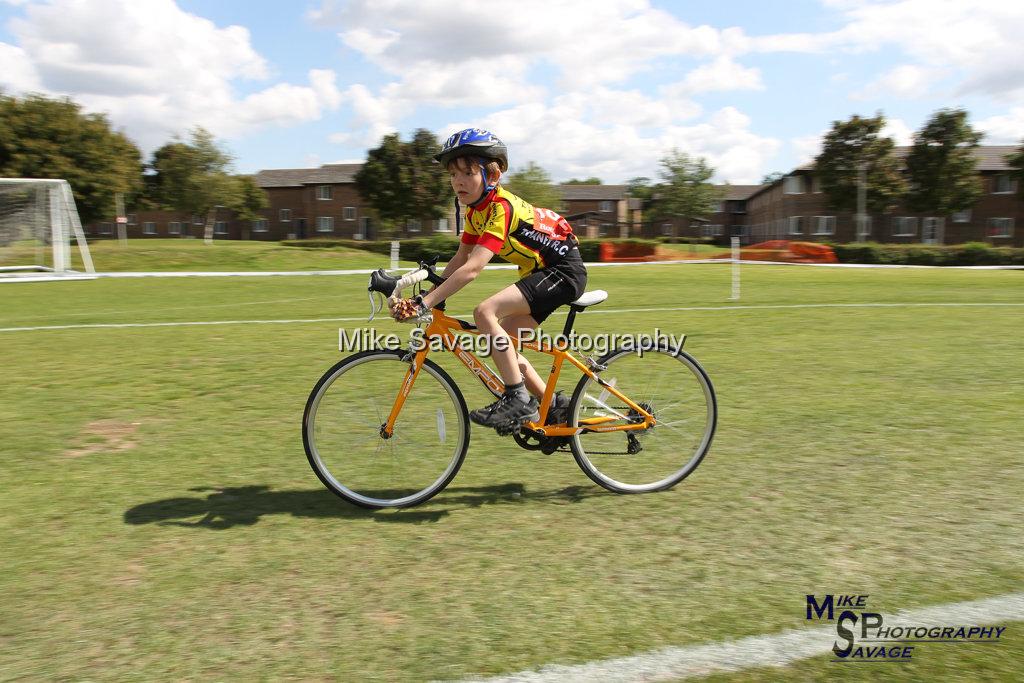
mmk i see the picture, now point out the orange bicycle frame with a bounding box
[381,308,655,438]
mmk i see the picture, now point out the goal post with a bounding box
[0,178,95,275]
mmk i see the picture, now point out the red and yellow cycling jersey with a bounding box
[461,186,577,277]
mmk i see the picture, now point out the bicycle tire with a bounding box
[303,350,470,508]
[568,344,716,494]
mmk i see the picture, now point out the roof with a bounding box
[721,184,764,200]
[560,184,630,201]
[255,163,363,188]
[795,146,1017,172]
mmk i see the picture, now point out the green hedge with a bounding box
[283,237,1023,266]
[281,236,669,264]
[830,242,1024,266]
[281,235,461,262]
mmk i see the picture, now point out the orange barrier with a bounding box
[712,240,837,264]
[599,242,658,262]
[598,242,695,262]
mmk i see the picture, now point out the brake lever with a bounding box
[367,290,386,322]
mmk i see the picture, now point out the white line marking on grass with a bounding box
[1,302,1022,333]
[461,592,1024,682]
[0,317,374,333]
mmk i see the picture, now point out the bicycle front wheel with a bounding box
[303,350,470,508]
[569,345,716,494]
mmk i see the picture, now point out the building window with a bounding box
[987,217,1014,238]
[317,216,334,233]
[714,202,725,213]
[892,217,917,237]
[192,215,204,226]
[660,222,672,236]
[280,208,292,223]
[168,221,181,235]
[435,218,450,232]
[342,206,356,220]
[214,221,228,235]
[356,216,370,240]
[811,175,822,193]
[811,216,835,235]
[700,224,723,237]
[99,222,113,235]
[407,219,422,233]
[788,216,804,235]
[951,210,972,223]
[316,185,332,200]
[126,213,136,225]
[599,200,614,212]
[143,222,157,235]
[252,219,268,232]
[784,176,805,194]
[993,174,1017,194]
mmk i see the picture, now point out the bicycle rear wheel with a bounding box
[569,345,716,493]
[303,350,470,508]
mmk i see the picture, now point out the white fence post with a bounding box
[390,240,399,270]
[730,236,740,301]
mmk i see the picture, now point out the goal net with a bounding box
[0,178,95,277]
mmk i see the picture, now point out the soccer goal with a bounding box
[0,178,95,278]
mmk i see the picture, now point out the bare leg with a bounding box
[500,314,545,397]
[473,284,533,387]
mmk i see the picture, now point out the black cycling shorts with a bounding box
[514,248,588,324]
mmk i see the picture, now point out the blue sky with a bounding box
[2,0,1022,184]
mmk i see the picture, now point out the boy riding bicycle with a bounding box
[390,128,587,431]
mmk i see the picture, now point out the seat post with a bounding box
[561,304,584,338]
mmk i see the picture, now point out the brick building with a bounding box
[745,146,1022,247]
[84,147,1022,247]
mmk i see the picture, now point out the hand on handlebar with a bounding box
[391,296,428,323]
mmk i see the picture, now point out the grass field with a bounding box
[1,259,1022,681]
[0,238,391,272]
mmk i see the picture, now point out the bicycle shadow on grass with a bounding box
[123,482,605,529]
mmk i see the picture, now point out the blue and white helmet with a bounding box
[434,128,508,172]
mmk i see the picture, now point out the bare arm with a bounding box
[421,245,493,309]
[440,241,473,277]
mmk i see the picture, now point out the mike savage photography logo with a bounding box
[806,594,1007,663]
[338,327,685,356]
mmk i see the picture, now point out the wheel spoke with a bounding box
[570,348,715,494]
[303,352,469,508]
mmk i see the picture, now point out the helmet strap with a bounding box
[480,161,497,193]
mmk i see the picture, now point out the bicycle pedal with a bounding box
[495,421,521,437]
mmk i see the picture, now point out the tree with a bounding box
[355,129,448,236]
[226,174,268,223]
[1007,141,1024,198]
[649,150,720,229]
[761,171,785,185]
[0,92,142,223]
[564,177,602,185]
[626,176,654,201]
[504,161,562,210]
[814,113,907,215]
[905,108,982,220]
[148,128,234,216]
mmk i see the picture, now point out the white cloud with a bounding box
[975,108,1024,145]
[854,64,937,100]
[791,132,824,167]
[449,103,777,185]
[0,42,42,92]
[315,0,751,95]
[3,0,342,154]
[666,56,764,96]
[880,117,915,146]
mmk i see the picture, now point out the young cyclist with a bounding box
[390,128,587,430]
